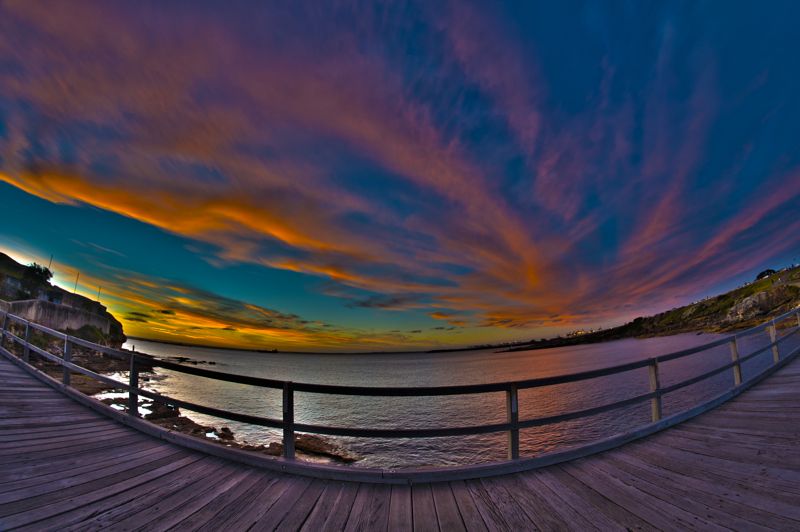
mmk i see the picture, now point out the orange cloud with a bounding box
[1,0,797,345]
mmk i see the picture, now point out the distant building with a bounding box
[566,329,593,338]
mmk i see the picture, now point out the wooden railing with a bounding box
[1,306,799,469]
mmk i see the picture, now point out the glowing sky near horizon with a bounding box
[0,1,798,351]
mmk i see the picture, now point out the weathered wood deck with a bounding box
[1,355,799,531]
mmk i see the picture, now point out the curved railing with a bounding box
[0,306,799,480]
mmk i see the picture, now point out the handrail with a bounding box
[0,305,798,467]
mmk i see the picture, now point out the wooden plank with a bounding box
[0,445,184,504]
[301,481,359,531]
[0,425,131,447]
[0,454,202,529]
[0,423,124,443]
[0,433,147,465]
[464,480,520,530]
[77,459,239,531]
[666,426,799,455]
[449,481,488,532]
[196,474,288,531]
[0,443,179,495]
[682,421,800,442]
[269,479,327,531]
[603,452,792,530]
[350,483,392,532]
[431,482,466,532]
[148,469,266,532]
[0,419,112,437]
[344,482,389,532]
[0,439,167,482]
[663,424,800,459]
[387,484,412,532]
[250,477,318,531]
[590,456,758,531]
[641,436,796,478]
[628,442,800,504]
[515,473,602,531]
[474,477,537,530]
[703,409,800,422]
[539,467,653,531]
[0,427,135,454]
[0,450,192,516]
[652,432,800,470]
[487,474,572,530]
[563,460,727,531]
[672,423,798,444]
[410,484,438,532]
[0,414,104,429]
[0,400,93,410]
[24,458,234,532]
[0,405,88,415]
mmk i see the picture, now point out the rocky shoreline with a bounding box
[100,395,360,464]
[2,331,359,464]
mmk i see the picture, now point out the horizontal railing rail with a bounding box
[0,305,798,466]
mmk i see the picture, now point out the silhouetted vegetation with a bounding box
[20,262,53,298]
[757,268,777,280]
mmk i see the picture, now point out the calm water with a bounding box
[124,327,794,469]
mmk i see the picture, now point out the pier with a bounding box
[1,308,799,530]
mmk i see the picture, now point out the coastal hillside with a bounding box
[509,265,800,352]
[616,266,800,336]
[0,252,126,347]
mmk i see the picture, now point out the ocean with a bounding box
[122,328,790,469]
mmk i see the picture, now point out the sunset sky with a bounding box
[0,1,798,351]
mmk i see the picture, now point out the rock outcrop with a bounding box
[724,285,799,324]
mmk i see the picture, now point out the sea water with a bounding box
[123,327,794,468]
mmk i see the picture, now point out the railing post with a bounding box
[648,359,662,422]
[128,354,139,417]
[283,382,295,459]
[506,384,520,460]
[62,338,71,386]
[0,313,7,349]
[23,322,30,363]
[768,321,779,364]
[729,338,742,386]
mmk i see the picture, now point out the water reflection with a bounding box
[125,327,798,468]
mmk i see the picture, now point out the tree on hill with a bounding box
[21,263,53,297]
[756,268,776,280]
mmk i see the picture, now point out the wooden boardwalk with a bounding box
[1,356,799,531]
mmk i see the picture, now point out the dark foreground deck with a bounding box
[1,355,799,531]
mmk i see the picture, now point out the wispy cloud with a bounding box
[0,1,798,347]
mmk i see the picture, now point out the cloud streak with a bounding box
[0,1,798,347]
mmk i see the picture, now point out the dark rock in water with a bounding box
[100,397,127,408]
[164,356,215,366]
[264,442,283,455]
[218,427,234,440]
[236,434,358,463]
[239,442,282,456]
[295,434,359,463]
[145,402,181,420]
